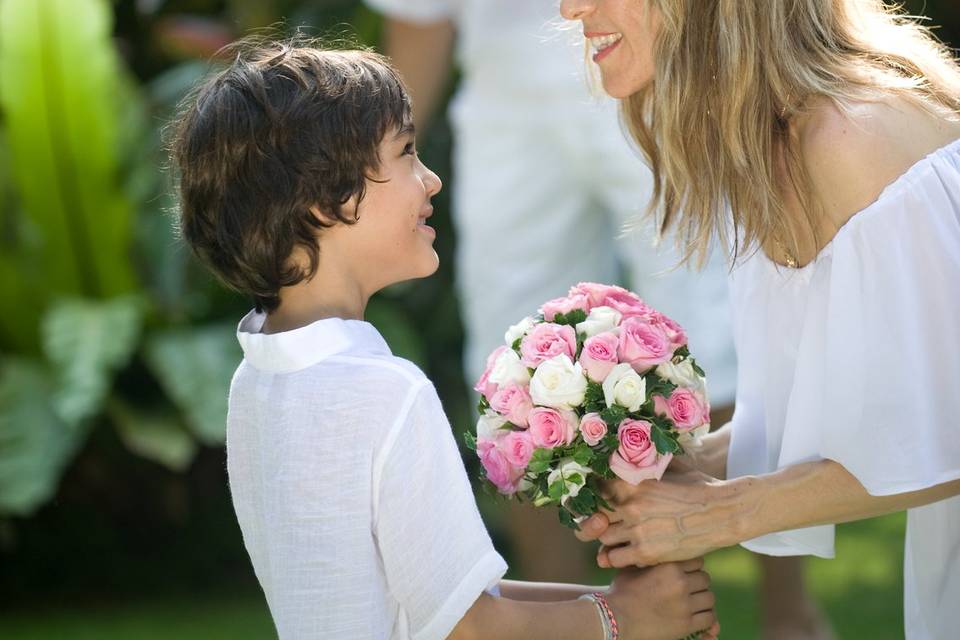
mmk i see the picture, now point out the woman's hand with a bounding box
[576,471,751,568]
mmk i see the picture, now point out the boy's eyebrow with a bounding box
[394,122,416,139]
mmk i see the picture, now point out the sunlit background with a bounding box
[0,1,956,638]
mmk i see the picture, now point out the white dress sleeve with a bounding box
[731,141,960,560]
[786,153,960,496]
[373,381,507,640]
[362,0,456,24]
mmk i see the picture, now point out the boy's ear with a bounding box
[309,200,360,224]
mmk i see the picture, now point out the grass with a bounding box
[0,514,905,639]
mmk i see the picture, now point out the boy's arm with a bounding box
[498,579,606,602]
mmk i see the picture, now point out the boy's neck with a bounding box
[262,267,370,334]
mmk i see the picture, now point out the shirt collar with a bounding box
[236,310,391,373]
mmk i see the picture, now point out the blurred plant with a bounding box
[0,0,432,523]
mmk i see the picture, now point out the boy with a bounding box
[170,39,718,640]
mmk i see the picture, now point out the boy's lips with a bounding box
[417,205,435,238]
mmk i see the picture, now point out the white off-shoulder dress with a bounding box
[726,139,960,639]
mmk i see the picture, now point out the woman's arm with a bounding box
[577,459,960,569]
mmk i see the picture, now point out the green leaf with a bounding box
[566,473,584,485]
[573,443,594,466]
[552,309,588,328]
[463,430,477,451]
[600,404,627,428]
[690,358,706,378]
[0,358,88,516]
[558,508,580,531]
[548,479,567,502]
[0,0,136,300]
[477,395,490,414]
[144,323,241,445]
[42,296,144,427]
[107,398,197,472]
[511,337,522,353]
[583,380,605,414]
[651,423,682,455]
[527,447,554,474]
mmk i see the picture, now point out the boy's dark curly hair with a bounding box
[169,37,411,312]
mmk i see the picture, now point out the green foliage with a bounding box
[144,325,240,446]
[600,404,627,428]
[0,359,86,516]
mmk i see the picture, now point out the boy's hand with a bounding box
[606,559,717,640]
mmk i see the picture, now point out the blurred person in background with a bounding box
[363,1,829,637]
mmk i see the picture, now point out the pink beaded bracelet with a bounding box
[578,591,620,640]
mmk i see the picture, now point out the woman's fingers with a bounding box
[597,521,632,548]
[680,557,705,573]
[574,512,610,542]
[690,611,719,636]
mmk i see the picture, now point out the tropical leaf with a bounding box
[107,397,197,472]
[0,0,135,299]
[0,358,88,516]
[144,324,241,445]
[41,296,145,427]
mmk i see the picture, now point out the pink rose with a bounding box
[520,323,577,368]
[653,388,710,432]
[569,282,631,306]
[475,345,507,400]
[609,419,673,485]
[478,440,523,494]
[579,331,620,382]
[528,407,578,449]
[540,294,591,322]
[501,430,536,468]
[651,312,688,349]
[579,413,608,446]
[490,383,534,428]
[618,316,673,373]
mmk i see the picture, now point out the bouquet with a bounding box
[466,282,711,529]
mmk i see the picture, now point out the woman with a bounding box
[559,1,960,637]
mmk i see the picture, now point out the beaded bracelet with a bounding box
[578,591,620,640]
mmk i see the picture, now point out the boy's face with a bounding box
[345,123,442,292]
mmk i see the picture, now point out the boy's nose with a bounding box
[423,166,442,197]
[560,0,597,21]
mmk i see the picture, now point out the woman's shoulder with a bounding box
[794,94,960,229]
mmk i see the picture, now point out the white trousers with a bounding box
[450,94,738,405]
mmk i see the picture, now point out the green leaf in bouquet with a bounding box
[552,309,588,328]
[511,337,522,353]
[0,358,89,517]
[144,323,241,445]
[600,404,627,428]
[558,508,579,530]
[566,473,584,485]
[674,345,691,360]
[690,358,706,378]
[42,296,144,428]
[651,423,682,455]
[548,479,567,502]
[583,381,605,414]
[477,395,490,415]
[527,447,554,474]
[573,443,594,466]
[463,430,477,451]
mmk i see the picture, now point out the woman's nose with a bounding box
[560,0,597,21]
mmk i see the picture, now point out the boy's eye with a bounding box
[402,142,416,156]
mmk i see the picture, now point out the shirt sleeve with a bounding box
[363,0,456,24]
[373,381,507,640]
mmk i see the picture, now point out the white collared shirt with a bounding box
[228,311,507,640]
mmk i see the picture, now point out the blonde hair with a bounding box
[622,0,960,265]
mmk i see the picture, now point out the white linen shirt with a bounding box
[726,139,960,639]
[227,311,507,639]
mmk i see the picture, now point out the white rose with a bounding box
[488,348,531,387]
[656,358,705,392]
[602,363,647,412]
[575,306,622,338]
[529,355,588,409]
[547,458,592,500]
[678,423,711,450]
[504,316,536,346]
[476,411,508,441]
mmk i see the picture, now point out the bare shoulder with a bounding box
[794,95,960,230]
